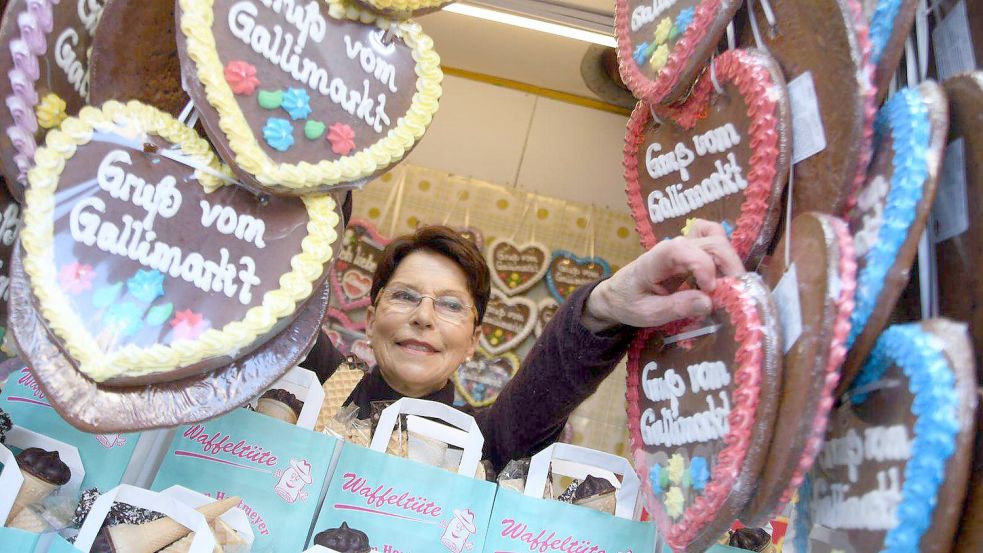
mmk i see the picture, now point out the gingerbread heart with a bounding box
[329,219,390,311]
[326,306,366,332]
[624,48,789,267]
[545,250,611,302]
[742,212,857,525]
[453,348,519,408]
[534,297,560,338]
[840,81,948,392]
[485,238,550,296]
[19,101,340,384]
[479,290,537,355]
[350,338,375,366]
[801,320,977,553]
[615,0,741,105]
[863,0,918,102]
[0,0,107,201]
[627,273,781,553]
[455,226,483,251]
[353,0,455,19]
[0,185,22,361]
[176,0,442,195]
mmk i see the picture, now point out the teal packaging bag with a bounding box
[0,527,40,551]
[151,407,339,553]
[0,365,141,491]
[310,398,497,553]
[483,443,658,553]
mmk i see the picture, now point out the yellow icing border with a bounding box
[22,100,340,382]
[364,0,450,14]
[179,0,443,191]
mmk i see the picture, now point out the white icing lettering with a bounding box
[343,35,398,93]
[97,150,181,228]
[811,467,903,531]
[199,200,267,248]
[692,123,741,156]
[77,0,106,35]
[630,0,677,33]
[641,362,685,415]
[54,29,90,98]
[687,360,730,394]
[646,141,695,182]
[818,428,865,482]
[647,152,748,223]
[640,390,730,447]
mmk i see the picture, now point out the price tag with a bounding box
[788,72,827,164]
[932,0,976,81]
[931,138,969,243]
[773,263,802,354]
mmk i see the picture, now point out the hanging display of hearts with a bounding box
[329,219,391,312]
[545,250,611,303]
[479,289,537,356]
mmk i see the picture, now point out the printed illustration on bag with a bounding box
[440,509,478,552]
[274,459,314,504]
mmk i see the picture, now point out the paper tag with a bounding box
[788,72,827,164]
[773,263,803,354]
[931,138,969,243]
[932,0,976,81]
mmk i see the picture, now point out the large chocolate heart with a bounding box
[479,290,536,355]
[863,0,918,102]
[545,250,610,302]
[453,348,519,407]
[485,238,550,296]
[615,0,741,105]
[19,101,340,384]
[624,48,789,267]
[742,212,857,525]
[743,0,876,217]
[534,296,559,338]
[627,273,781,553]
[0,185,21,361]
[801,320,976,553]
[176,0,442,195]
[329,219,390,311]
[840,81,947,392]
[353,0,455,18]
[0,0,107,201]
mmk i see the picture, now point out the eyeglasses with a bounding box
[379,286,476,324]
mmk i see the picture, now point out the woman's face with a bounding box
[365,250,481,397]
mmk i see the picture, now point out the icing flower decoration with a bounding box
[649,44,670,72]
[103,302,144,338]
[170,309,207,341]
[675,7,695,35]
[36,93,67,129]
[224,61,260,95]
[665,486,684,519]
[263,118,294,152]
[681,218,697,236]
[633,42,650,66]
[689,457,710,491]
[327,123,356,155]
[281,88,312,120]
[653,17,673,45]
[721,219,734,238]
[126,269,165,303]
[649,464,665,495]
[667,453,686,485]
[59,262,95,295]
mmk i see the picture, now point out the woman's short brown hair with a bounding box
[370,225,491,324]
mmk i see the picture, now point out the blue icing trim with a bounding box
[281,87,312,120]
[675,7,694,34]
[126,269,165,303]
[545,250,612,303]
[792,475,813,553]
[847,87,931,349]
[263,118,294,152]
[721,219,734,238]
[869,0,904,66]
[689,456,709,491]
[633,42,650,66]
[649,464,664,495]
[103,302,144,337]
[849,324,960,552]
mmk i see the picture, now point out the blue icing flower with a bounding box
[103,302,144,337]
[281,87,312,120]
[721,219,734,238]
[263,118,294,152]
[126,269,165,303]
[649,464,665,495]
[675,7,694,34]
[633,42,650,65]
[688,457,709,491]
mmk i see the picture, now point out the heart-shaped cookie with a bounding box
[624,48,790,267]
[742,212,857,525]
[545,250,611,302]
[485,238,550,296]
[615,0,741,105]
[627,272,782,553]
[534,296,560,338]
[350,338,375,366]
[455,226,483,251]
[327,305,366,332]
[479,290,537,355]
[0,185,22,361]
[0,0,107,201]
[19,100,340,384]
[354,0,455,18]
[863,0,918,102]
[176,0,442,195]
[802,320,977,552]
[329,219,390,312]
[840,81,948,392]
[453,348,519,407]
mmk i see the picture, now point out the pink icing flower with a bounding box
[327,123,356,155]
[59,262,95,294]
[224,61,260,95]
[170,309,207,341]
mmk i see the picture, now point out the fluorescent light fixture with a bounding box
[442,3,618,48]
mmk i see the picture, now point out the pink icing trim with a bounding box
[615,0,727,104]
[843,0,877,214]
[624,49,783,261]
[328,218,391,312]
[626,276,765,551]
[327,306,366,332]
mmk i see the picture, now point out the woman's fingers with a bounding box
[649,237,720,292]
[690,235,745,277]
[687,219,729,239]
[635,289,713,328]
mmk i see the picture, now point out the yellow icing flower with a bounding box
[654,17,673,45]
[649,44,670,73]
[36,93,67,129]
[665,486,685,519]
[668,453,686,484]
[681,218,697,236]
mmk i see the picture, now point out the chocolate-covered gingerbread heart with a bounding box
[615,0,741,105]
[19,101,340,385]
[479,290,536,356]
[453,348,519,407]
[0,185,21,360]
[627,272,782,553]
[353,0,454,19]
[330,219,390,311]
[803,319,977,553]
[840,81,947,392]
[742,212,857,525]
[176,0,441,195]
[534,296,559,338]
[0,0,107,201]
[624,48,789,267]
[545,250,610,302]
[862,0,918,103]
[485,238,549,296]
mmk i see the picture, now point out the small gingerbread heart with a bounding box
[534,297,560,338]
[545,251,611,303]
[453,348,519,408]
[863,0,918,103]
[485,238,550,296]
[479,290,537,356]
[329,219,391,312]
